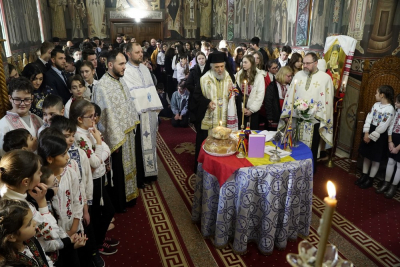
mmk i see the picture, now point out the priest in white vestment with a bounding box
[123,43,163,187]
[278,52,334,167]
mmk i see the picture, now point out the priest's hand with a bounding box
[243,108,252,116]
[174,114,180,120]
[208,101,216,110]
[363,133,370,144]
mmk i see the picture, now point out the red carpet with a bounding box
[105,180,195,266]
[156,119,351,266]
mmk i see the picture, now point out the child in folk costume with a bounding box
[64,75,87,118]
[0,77,43,156]
[70,100,118,256]
[356,85,395,189]
[0,150,84,265]
[0,199,55,267]
[377,93,400,198]
[3,128,38,152]
[38,95,65,135]
[37,135,85,264]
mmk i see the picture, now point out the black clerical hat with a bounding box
[208,51,226,64]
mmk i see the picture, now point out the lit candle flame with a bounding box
[244,80,247,84]
[237,67,240,72]
[294,79,297,84]
[219,121,222,126]
[327,181,336,199]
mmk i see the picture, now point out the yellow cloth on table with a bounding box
[246,142,295,166]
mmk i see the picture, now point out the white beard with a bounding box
[212,70,226,80]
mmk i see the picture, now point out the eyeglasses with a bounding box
[11,97,33,105]
[270,66,279,70]
[303,61,316,66]
[82,113,98,119]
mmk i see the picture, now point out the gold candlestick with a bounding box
[316,181,337,266]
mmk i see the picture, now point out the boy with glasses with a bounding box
[0,77,43,156]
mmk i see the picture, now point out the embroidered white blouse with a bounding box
[363,102,395,142]
[75,126,111,179]
[51,166,83,233]
[388,109,400,135]
[0,111,43,156]
[68,146,94,205]
[0,187,66,252]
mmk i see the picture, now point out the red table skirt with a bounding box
[198,142,252,186]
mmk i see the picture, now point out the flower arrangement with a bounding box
[294,99,317,122]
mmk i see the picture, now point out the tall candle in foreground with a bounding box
[241,80,247,130]
[315,181,337,266]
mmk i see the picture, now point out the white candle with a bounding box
[315,181,337,266]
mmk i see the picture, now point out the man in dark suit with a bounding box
[32,41,54,74]
[44,49,71,104]
[274,45,292,70]
[65,56,76,79]
[249,37,269,69]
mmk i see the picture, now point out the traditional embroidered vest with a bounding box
[5,111,42,134]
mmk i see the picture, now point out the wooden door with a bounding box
[111,21,162,45]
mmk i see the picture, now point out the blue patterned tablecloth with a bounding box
[191,142,313,255]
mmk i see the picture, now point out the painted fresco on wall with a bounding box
[164,0,183,38]
[213,0,227,39]
[3,0,41,50]
[183,0,198,38]
[199,0,212,38]
[310,0,331,47]
[49,0,67,39]
[40,0,52,41]
[227,0,234,40]
[295,0,310,46]
[68,0,86,39]
[86,0,107,38]
[367,0,398,54]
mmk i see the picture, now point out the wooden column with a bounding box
[0,39,10,118]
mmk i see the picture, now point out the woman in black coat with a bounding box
[185,52,207,173]
[264,66,293,130]
[164,47,175,100]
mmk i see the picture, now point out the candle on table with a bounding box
[315,181,337,266]
[241,80,247,130]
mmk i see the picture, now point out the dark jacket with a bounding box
[193,73,211,126]
[264,80,280,123]
[164,56,173,76]
[259,48,269,67]
[44,67,71,104]
[185,65,204,123]
[33,58,50,74]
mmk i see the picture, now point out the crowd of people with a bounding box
[0,36,164,267]
[1,31,397,267]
